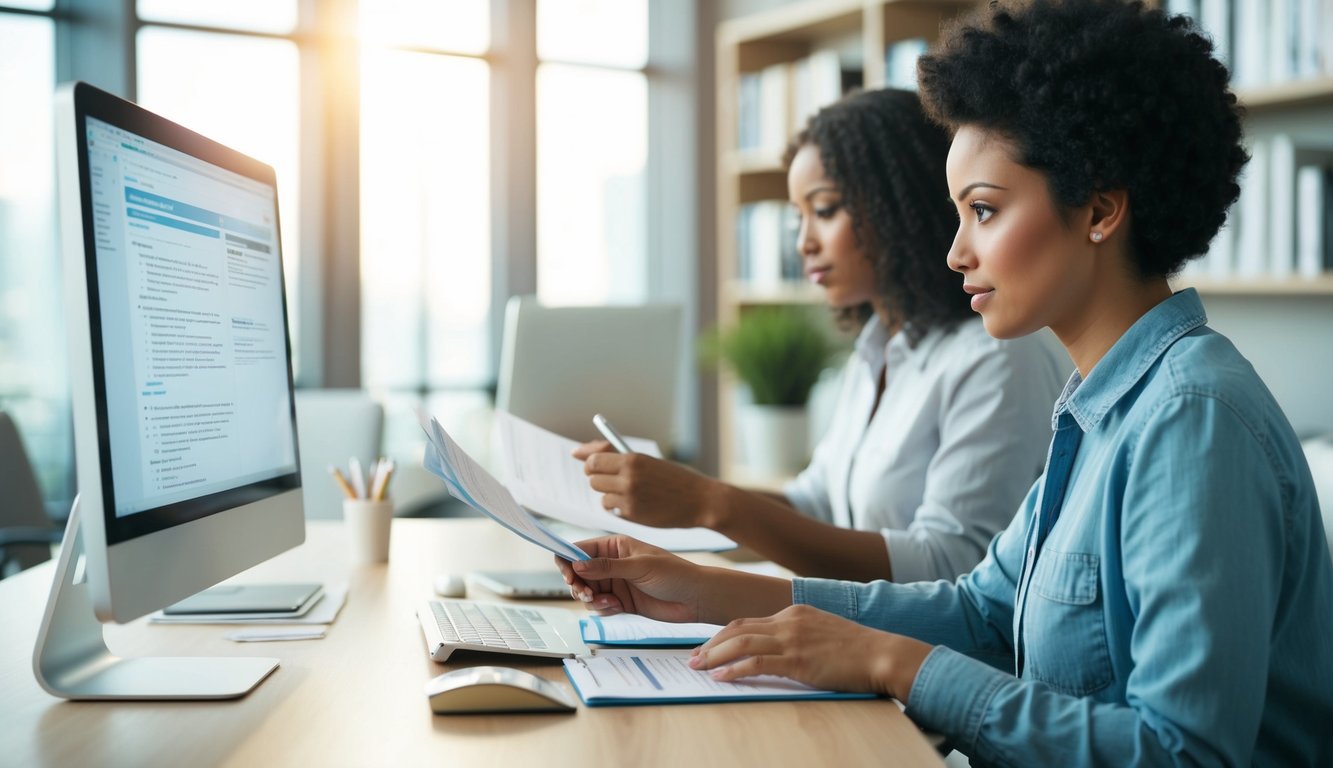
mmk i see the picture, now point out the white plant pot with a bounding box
[737,405,809,476]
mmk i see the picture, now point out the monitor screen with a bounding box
[82,115,297,540]
[57,81,305,626]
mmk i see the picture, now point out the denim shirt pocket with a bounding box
[1023,551,1114,696]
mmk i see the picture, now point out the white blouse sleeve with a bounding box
[882,334,1064,583]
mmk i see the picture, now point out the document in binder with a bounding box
[563,649,875,706]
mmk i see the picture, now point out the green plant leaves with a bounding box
[701,307,839,407]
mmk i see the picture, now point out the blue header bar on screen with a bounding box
[124,186,271,240]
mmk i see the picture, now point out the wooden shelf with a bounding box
[1237,77,1333,111]
[725,280,825,306]
[1172,273,1333,296]
[725,151,790,204]
[719,0,864,49]
[714,0,988,480]
[714,0,1333,481]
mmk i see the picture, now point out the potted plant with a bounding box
[702,306,840,475]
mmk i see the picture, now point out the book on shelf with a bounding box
[1235,138,1269,277]
[1180,0,1333,86]
[1296,165,1325,277]
[884,37,928,91]
[1201,134,1333,282]
[735,51,860,155]
[1196,0,1231,70]
[736,201,801,290]
[790,50,842,136]
[1270,133,1296,278]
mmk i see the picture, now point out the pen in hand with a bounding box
[593,413,634,454]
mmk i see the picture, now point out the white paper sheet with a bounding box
[491,410,736,552]
[417,410,589,562]
[580,613,722,646]
[563,649,872,703]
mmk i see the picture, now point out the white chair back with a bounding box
[496,295,683,452]
[295,390,384,519]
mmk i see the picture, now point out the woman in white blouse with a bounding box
[576,88,1065,582]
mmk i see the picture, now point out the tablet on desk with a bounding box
[468,570,572,599]
[163,583,324,615]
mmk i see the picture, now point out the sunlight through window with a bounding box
[136,27,302,364]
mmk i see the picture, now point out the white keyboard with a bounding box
[418,599,588,662]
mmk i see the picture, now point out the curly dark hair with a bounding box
[784,88,969,345]
[917,0,1248,278]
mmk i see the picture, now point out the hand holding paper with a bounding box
[492,410,735,552]
[417,410,588,562]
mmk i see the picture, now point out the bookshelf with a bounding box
[713,0,1333,486]
[714,0,981,486]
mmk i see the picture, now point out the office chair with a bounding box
[495,295,683,452]
[294,389,384,520]
[0,411,61,578]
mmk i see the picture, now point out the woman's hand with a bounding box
[573,440,723,529]
[687,604,935,700]
[554,535,708,623]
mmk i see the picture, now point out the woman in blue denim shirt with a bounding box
[557,1,1333,763]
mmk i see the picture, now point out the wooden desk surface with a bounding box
[0,518,943,767]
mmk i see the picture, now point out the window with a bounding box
[358,4,495,458]
[536,0,648,306]
[136,24,302,371]
[0,10,68,513]
[0,1,686,520]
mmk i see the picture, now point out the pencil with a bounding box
[372,460,395,501]
[328,465,358,499]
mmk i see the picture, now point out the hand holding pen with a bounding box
[577,415,719,530]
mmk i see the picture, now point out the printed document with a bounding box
[580,613,723,646]
[418,410,588,562]
[563,649,874,705]
[491,410,736,552]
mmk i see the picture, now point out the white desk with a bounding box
[0,519,944,766]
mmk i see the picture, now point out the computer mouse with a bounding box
[433,573,467,598]
[425,665,578,714]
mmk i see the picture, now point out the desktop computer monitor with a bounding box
[34,81,304,700]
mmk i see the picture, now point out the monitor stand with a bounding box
[32,498,279,700]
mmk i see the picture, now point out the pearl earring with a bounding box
[1091,231,1103,242]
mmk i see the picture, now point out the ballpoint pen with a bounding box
[592,414,634,454]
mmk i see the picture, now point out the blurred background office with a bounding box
[3,0,1333,540]
[0,0,717,524]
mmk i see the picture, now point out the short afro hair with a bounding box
[785,88,969,344]
[918,0,1248,278]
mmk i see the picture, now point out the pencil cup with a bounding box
[344,498,393,565]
